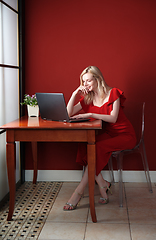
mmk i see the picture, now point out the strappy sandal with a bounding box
[98,184,112,205]
[99,197,109,204]
[106,183,112,195]
[63,191,83,211]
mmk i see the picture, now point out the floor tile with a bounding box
[125,187,155,199]
[85,223,131,240]
[0,182,62,240]
[125,182,155,188]
[56,182,79,199]
[127,197,156,210]
[88,207,128,223]
[128,208,156,224]
[47,205,89,223]
[38,222,86,240]
[131,224,156,240]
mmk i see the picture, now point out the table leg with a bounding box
[31,142,38,184]
[87,143,97,223]
[6,142,16,221]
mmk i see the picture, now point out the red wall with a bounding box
[24,0,156,171]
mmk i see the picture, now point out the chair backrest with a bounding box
[123,101,145,146]
[139,102,145,145]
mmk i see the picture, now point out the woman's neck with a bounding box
[93,89,111,107]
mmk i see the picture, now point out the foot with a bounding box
[106,182,112,194]
[98,197,109,204]
[98,185,109,204]
[63,191,83,211]
[99,180,112,194]
[98,180,112,204]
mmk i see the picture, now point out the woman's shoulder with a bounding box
[109,87,126,106]
[110,87,123,95]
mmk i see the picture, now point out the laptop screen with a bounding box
[36,93,70,122]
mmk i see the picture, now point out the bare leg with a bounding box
[63,168,111,209]
[95,172,111,203]
[63,166,89,210]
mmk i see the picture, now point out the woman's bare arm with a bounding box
[67,85,88,117]
[73,98,120,123]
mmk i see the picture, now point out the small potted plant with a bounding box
[21,94,39,117]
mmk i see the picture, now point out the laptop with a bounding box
[36,93,90,123]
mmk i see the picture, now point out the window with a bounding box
[0,0,20,201]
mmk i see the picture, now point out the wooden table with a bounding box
[0,116,102,223]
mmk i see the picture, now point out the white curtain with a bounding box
[0,1,19,201]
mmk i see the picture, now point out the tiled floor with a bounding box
[39,182,156,240]
[0,182,62,240]
[0,181,156,240]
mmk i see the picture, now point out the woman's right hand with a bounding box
[73,85,89,96]
[67,85,88,117]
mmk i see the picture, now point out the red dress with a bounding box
[76,88,137,176]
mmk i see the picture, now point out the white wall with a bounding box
[0,0,19,201]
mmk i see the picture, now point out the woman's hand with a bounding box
[71,113,91,119]
[73,85,89,96]
[67,85,89,118]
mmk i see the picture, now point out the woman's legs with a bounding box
[63,165,89,210]
[63,166,111,209]
[95,173,111,203]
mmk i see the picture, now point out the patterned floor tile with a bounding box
[0,181,62,240]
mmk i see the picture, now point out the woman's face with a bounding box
[82,73,98,92]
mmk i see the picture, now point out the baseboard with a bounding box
[25,170,156,182]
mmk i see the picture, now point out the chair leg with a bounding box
[141,140,153,193]
[108,156,115,184]
[82,166,85,177]
[117,152,123,207]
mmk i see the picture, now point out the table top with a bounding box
[0,116,102,130]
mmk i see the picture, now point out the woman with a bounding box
[63,66,136,210]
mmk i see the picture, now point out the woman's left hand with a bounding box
[71,113,91,119]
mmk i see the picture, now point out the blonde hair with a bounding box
[80,66,111,104]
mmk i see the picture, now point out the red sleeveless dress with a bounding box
[76,88,137,176]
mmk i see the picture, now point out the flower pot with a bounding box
[27,105,39,117]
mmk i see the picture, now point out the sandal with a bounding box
[98,184,112,205]
[63,191,83,211]
[98,197,109,204]
[106,183,112,195]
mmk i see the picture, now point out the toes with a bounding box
[63,204,73,210]
[99,199,105,204]
[64,205,70,210]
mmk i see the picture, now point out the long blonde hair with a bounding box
[80,66,111,104]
